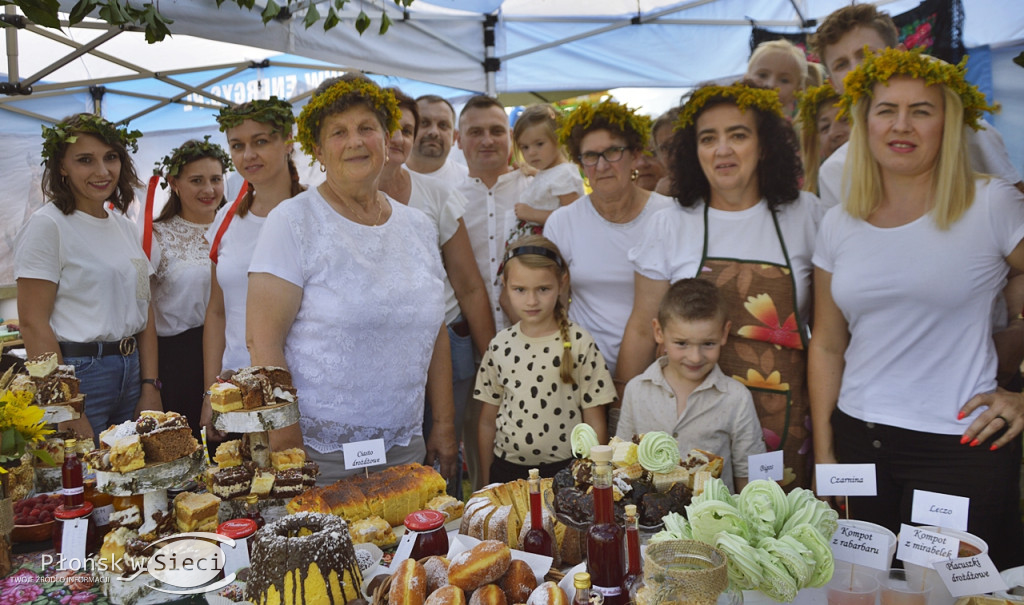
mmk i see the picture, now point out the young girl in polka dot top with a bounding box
[475,235,616,484]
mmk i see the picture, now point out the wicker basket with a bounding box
[636,540,729,605]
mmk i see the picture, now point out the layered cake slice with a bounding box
[213,440,243,468]
[206,465,254,499]
[174,492,221,533]
[109,434,145,473]
[136,411,197,463]
[270,447,305,471]
[209,382,243,413]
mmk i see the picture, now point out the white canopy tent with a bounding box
[2,0,1023,289]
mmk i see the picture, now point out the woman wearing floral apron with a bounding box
[617,82,823,488]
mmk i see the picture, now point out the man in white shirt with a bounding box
[455,95,527,333]
[408,95,467,183]
[811,4,1023,209]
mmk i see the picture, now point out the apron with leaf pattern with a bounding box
[697,204,812,489]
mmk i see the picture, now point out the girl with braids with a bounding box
[474,235,614,484]
[148,137,231,439]
[15,113,161,441]
[201,97,305,441]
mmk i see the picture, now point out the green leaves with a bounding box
[5,0,411,41]
[354,8,370,34]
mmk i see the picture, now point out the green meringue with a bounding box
[570,423,599,458]
[715,532,764,590]
[637,430,681,473]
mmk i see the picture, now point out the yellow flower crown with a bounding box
[677,83,783,130]
[296,78,401,157]
[558,99,651,149]
[796,82,841,133]
[838,47,998,130]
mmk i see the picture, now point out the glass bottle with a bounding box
[586,445,626,605]
[244,494,265,529]
[61,438,84,508]
[622,504,642,597]
[574,572,599,605]
[522,468,554,557]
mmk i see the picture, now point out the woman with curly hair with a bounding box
[544,100,673,388]
[617,81,823,488]
[15,113,160,441]
[148,137,231,439]
[246,74,456,484]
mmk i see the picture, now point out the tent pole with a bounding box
[4,6,18,84]
[483,13,498,97]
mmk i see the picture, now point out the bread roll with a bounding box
[448,540,512,592]
[499,559,537,604]
[423,555,451,594]
[470,584,507,605]
[526,582,569,605]
[388,559,427,605]
[425,585,467,605]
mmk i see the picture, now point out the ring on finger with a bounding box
[995,414,1010,426]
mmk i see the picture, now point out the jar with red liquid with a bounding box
[61,438,84,508]
[585,445,625,605]
[522,468,553,557]
[53,502,98,564]
[405,510,449,559]
[83,478,113,536]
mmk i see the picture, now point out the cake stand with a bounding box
[95,447,207,535]
[40,395,85,424]
[211,400,300,521]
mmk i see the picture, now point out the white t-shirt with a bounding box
[519,162,584,212]
[15,204,152,342]
[818,120,1022,208]
[418,157,468,185]
[630,192,824,328]
[408,170,467,325]
[206,204,265,373]
[545,193,673,374]
[457,170,528,331]
[249,189,445,453]
[150,216,212,337]
[813,178,1024,434]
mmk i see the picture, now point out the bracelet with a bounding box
[141,378,162,391]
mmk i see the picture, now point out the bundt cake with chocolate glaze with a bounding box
[247,512,363,605]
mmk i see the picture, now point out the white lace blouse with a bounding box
[249,189,446,453]
[150,215,213,337]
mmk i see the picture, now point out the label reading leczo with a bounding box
[342,438,386,470]
[911,489,969,531]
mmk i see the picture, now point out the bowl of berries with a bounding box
[12,493,61,543]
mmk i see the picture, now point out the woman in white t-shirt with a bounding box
[618,82,821,489]
[809,50,1024,567]
[199,97,305,441]
[544,100,673,383]
[147,138,231,439]
[246,75,456,485]
[15,114,161,440]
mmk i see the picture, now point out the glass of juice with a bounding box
[881,568,930,605]
[827,572,879,605]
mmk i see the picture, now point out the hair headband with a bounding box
[505,245,563,268]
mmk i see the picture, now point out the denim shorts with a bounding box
[64,351,140,440]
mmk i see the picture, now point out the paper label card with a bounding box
[830,523,892,570]
[61,518,89,570]
[748,451,784,482]
[389,531,418,569]
[932,554,1006,597]
[897,524,959,567]
[814,463,877,496]
[911,490,969,531]
[343,438,387,470]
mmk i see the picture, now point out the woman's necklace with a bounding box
[321,184,386,225]
[593,186,643,224]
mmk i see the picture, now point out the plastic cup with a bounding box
[834,519,898,583]
[881,568,930,605]
[899,526,988,605]
[827,572,879,605]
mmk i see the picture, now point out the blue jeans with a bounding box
[64,351,140,442]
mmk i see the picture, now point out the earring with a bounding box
[319,164,326,173]
[631,169,639,181]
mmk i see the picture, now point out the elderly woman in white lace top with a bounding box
[247,74,457,485]
[148,138,231,438]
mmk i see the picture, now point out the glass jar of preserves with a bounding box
[404,510,448,559]
[218,518,259,578]
[83,478,113,535]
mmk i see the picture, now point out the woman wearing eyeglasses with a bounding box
[616,81,823,488]
[544,100,673,393]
